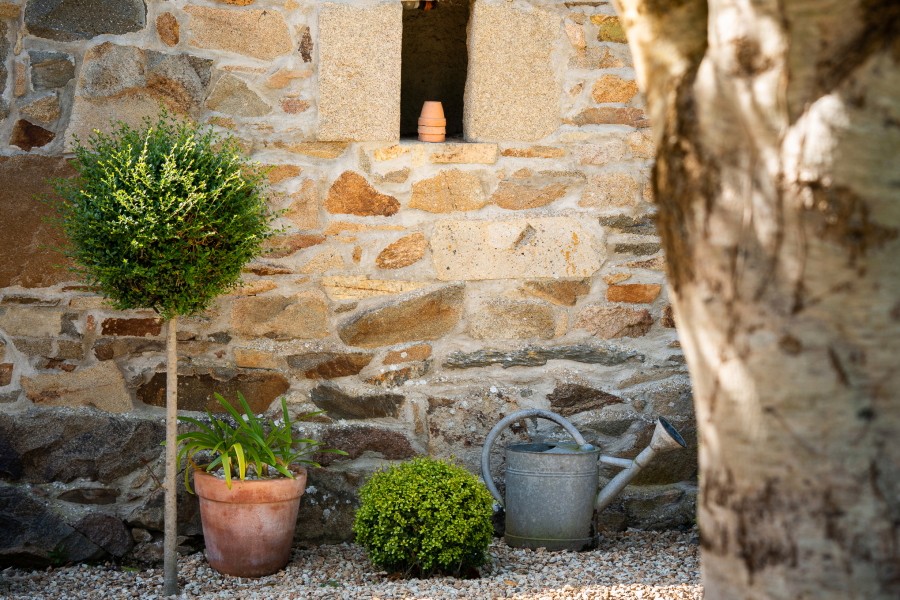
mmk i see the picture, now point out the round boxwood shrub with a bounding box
[55,113,273,319]
[353,457,494,578]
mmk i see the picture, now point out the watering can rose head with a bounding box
[176,392,347,492]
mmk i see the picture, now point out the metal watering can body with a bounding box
[481,409,686,551]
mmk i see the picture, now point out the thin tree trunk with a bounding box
[614,1,900,598]
[163,316,179,596]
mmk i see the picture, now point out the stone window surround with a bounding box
[316,0,561,144]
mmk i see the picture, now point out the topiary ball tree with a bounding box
[353,457,494,578]
[55,114,273,596]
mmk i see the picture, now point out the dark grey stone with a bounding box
[207,331,231,344]
[317,424,418,466]
[0,435,22,479]
[0,22,7,97]
[613,242,662,256]
[137,370,289,413]
[621,483,697,531]
[444,344,643,369]
[294,468,366,544]
[145,50,213,105]
[0,295,61,306]
[61,312,79,336]
[12,337,53,358]
[93,337,164,361]
[547,383,624,417]
[310,382,404,420]
[0,483,103,567]
[73,514,132,557]
[57,487,118,505]
[125,484,202,536]
[29,50,75,90]
[599,214,657,235]
[24,0,147,42]
[0,408,164,484]
[638,376,694,417]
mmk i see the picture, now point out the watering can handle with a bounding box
[480,409,588,505]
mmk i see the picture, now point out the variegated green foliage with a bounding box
[54,113,274,320]
[353,457,494,578]
[177,392,346,492]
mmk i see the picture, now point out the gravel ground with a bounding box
[0,530,702,600]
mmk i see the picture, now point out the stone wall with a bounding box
[0,0,696,567]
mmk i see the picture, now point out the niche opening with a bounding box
[400,0,470,139]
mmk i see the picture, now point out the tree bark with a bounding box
[163,316,179,596]
[614,1,900,598]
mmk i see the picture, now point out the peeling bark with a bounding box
[615,0,900,597]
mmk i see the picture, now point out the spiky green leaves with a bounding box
[56,114,274,319]
[177,393,347,492]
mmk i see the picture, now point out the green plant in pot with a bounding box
[178,392,346,578]
[54,113,274,595]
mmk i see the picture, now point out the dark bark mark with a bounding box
[791,277,806,314]
[736,481,800,580]
[732,36,774,77]
[828,346,851,387]
[702,472,799,580]
[803,182,899,266]
[702,459,900,593]
[617,0,710,295]
[778,334,802,355]
[815,1,900,97]
[707,373,721,416]
[890,301,900,321]
[762,405,821,456]
[653,73,718,294]
[857,407,876,421]
[867,460,900,594]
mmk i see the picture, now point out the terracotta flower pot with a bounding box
[418,117,447,127]
[419,100,445,120]
[418,125,446,135]
[193,468,307,578]
[418,132,446,142]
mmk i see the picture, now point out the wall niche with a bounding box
[400,0,470,139]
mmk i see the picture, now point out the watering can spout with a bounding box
[594,417,687,512]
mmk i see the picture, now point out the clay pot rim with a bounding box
[418,133,446,142]
[192,467,308,503]
[418,117,447,126]
[418,125,446,134]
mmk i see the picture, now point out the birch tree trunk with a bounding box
[613,1,900,598]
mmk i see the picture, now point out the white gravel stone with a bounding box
[0,530,701,600]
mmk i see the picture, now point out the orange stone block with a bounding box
[607,283,662,304]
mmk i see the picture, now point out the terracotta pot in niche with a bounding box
[418,101,446,142]
[419,101,445,120]
[418,125,446,134]
[418,117,447,127]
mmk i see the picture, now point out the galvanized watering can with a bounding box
[481,409,686,551]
